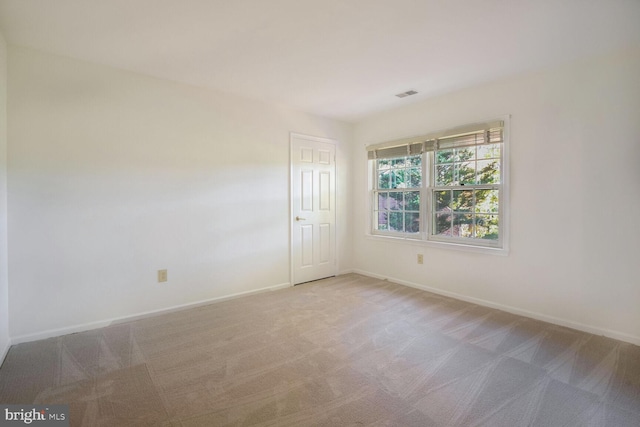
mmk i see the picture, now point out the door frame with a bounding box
[289,132,338,286]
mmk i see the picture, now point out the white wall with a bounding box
[7,46,353,340]
[6,43,640,346]
[0,32,10,360]
[352,47,640,344]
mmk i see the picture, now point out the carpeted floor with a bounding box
[0,273,639,426]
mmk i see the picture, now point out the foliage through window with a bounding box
[368,120,507,250]
[374,156,421,233]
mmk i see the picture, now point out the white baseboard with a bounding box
[11,271,640,347]
[0,338,11,367]
[351,269,640,346]
[11,281,292,345]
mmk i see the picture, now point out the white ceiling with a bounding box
[0,0,639,122]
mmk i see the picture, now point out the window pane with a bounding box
[435,164,454,185]
[477,160,500,184]
[377,192,389,210]
[405,191,420,210]
[452,190,473,212]
[434,212,451,235]
[455,147,475,162]
[377,159,391,170]
[477,144,500,160]
[435,190,451,211]
[388,212,403,231]
[377,213,388,230]
[378,170,391,189]
[453,214,473,238]
[405,212,420,233]
[456,162,475,185]
[392,158,407,168]
[475,214,499,240]
[374,193,387,230]
[389,192,403,210]
[408,156,422,167]
[436,149,454,164]
[391,170,406,189]
[408,168,422,187]
[474,189,499,213]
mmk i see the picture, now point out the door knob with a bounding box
[295,216,306,221]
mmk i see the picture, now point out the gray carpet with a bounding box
[0,273,639,426]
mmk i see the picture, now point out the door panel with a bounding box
[319,171,330,210]
[301,224,313,267]
[291,134,336,285]
[301,170,313,211]
[319,223,331,263]
[300,147,313,163]
[318,149,331,164]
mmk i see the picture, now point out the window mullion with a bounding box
[423,151,430,240]
[472,189,477,238]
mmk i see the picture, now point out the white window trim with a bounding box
[365,116,510,256]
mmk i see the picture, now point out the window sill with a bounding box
[365,233,509,256]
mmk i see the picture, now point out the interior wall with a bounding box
[7,46,353,340]
[0,32,9,360]
[352,47,640,344]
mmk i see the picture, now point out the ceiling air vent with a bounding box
[395,90,418,98]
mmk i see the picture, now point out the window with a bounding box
[368,120,507,251]
[374,155,422,234]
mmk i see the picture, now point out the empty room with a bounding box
[0,1,639,426]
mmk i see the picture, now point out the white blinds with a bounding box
[367,120,503,160]
[367,142,424,160]
[437,128,503,150]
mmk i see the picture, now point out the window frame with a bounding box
[367,117,509,255]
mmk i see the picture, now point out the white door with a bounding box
[291,134,336,285]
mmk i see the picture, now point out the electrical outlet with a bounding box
[158,269,167,282]
[417,254,424,264]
